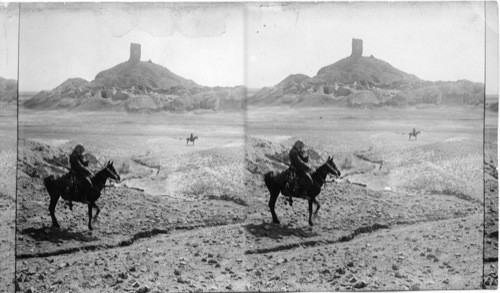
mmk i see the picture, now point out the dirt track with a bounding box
[16,176,484,292]
[0,103,16,293]
[15,107,492,292]
[483,108,498,289]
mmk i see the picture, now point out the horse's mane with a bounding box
[311,161,330,184]
[314,162,329,174]
[92,166,109,186]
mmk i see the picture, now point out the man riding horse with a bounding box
[265,143,341,226]
[69,144,93,204]
[409,128,420,140]
[288,140,315,205]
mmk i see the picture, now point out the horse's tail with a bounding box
[44,175,58,197]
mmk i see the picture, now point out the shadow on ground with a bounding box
[245,222,319,239]
[21,226,98,244]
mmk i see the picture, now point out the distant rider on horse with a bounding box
[288,140,314,205]
[69,144,92,204]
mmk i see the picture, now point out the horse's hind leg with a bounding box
[49,195,60,228]
[268,192,280,224]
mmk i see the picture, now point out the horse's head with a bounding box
[324,156,341,178]
[104,161,121,182]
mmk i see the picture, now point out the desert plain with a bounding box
[0,101,16,293]
[14,101,495,292]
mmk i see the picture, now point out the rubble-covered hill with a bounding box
[94,60,197,90]
[0,77,17,103]
[23,44,244,113]
[248,39,484,108]
[316,55,421,86]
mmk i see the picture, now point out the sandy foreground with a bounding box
[14,106,496,292]
[0,103,17,293]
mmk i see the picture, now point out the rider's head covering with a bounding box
[74,144,85,154]
[293,140,305,150]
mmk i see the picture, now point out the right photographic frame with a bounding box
[244,1,498,290]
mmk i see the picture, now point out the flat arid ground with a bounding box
[16,105,493,292]
[0,103,17,293]
[484,101,498,288]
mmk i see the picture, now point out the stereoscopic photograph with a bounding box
[2,1,499,292]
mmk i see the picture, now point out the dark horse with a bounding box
[264,156,341,226]
[44,161,121,230]
[186,135,198,146]
[409,129,421,140]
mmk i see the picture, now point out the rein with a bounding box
[312,164,340,185]
[92,169,109,191]
[268,154,339,186]
[312,165,328,186]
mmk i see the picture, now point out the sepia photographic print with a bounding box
[0,1,498,292]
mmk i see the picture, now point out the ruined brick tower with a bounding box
[129,43,141,63]
[350,39,363,59]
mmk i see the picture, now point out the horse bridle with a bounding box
[96,165,120,194]
[323,164,341,185]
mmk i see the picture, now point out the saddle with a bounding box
[275,168,307,199]
[61,172,87,203]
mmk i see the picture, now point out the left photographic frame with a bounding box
[15,3,247,292]
[0,2,19,293]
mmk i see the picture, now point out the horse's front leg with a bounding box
[269,192,280,224]
[313,198,321,215]
[87,203,93,230]
[308,199,314,226]
[92,202,100,221]
[49,195,60,228]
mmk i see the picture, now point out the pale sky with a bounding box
[486,1,499,96]
[18,3,245,91]
[0,3,19,80]
[8,2,499,94]
[247,2,493,92]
